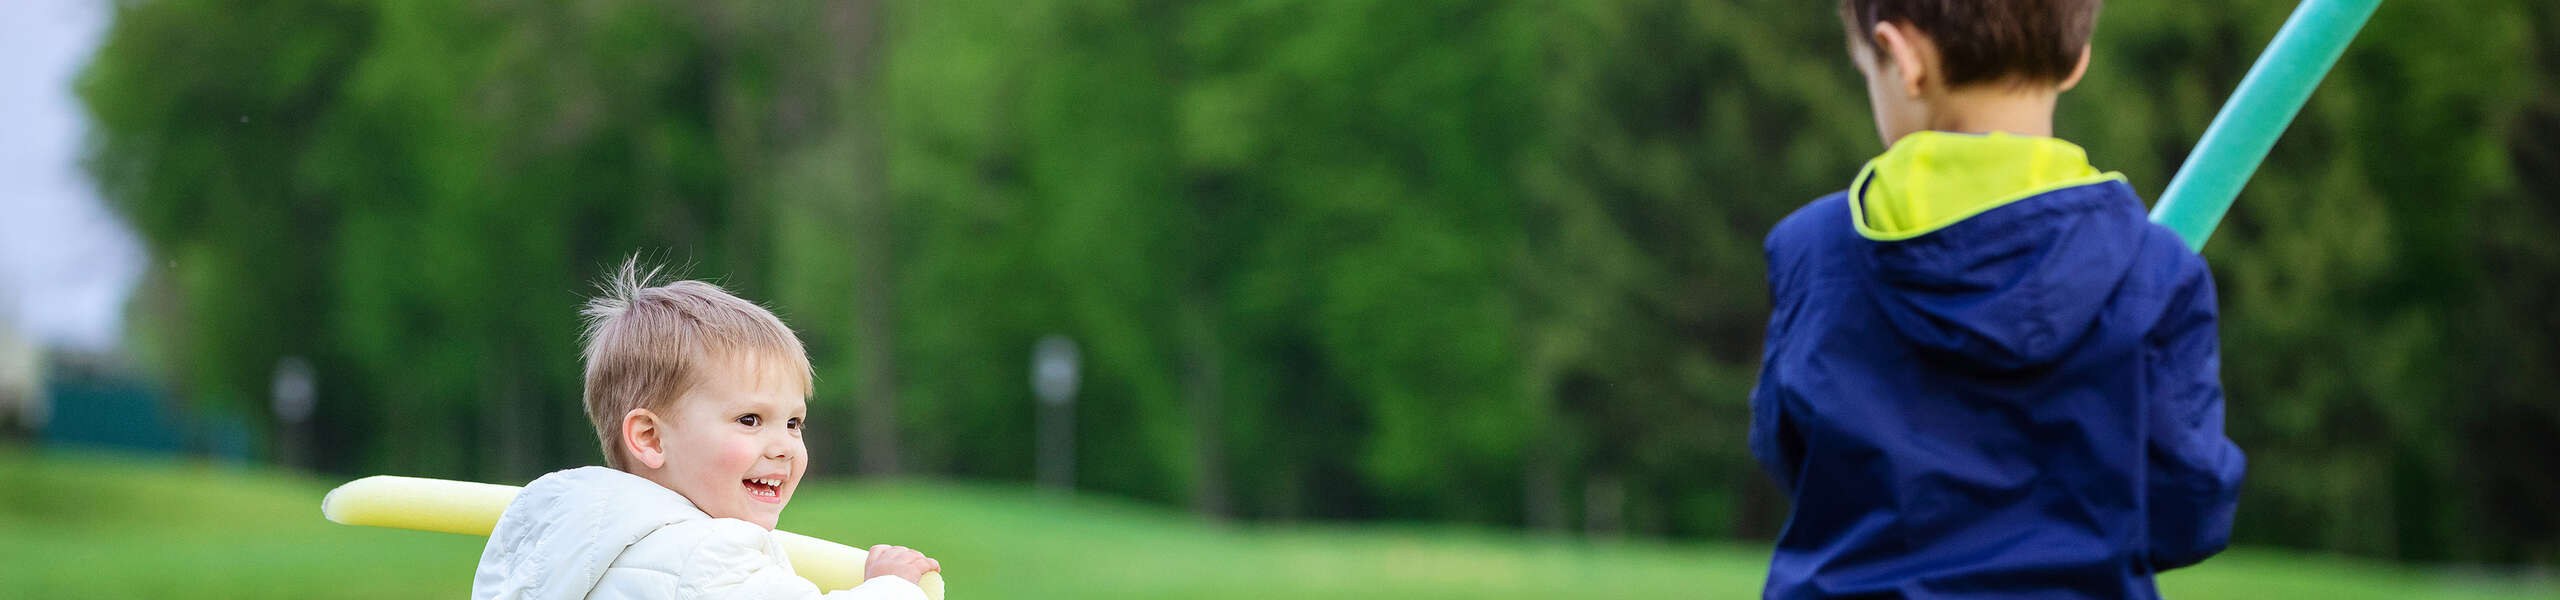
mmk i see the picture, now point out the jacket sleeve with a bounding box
[2145,259,2246,571]
[1750,235,1805,495]
[677,521,930,600]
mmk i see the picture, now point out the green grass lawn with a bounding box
[3,448,2549,599]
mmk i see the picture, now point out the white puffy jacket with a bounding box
[471,466,927,600]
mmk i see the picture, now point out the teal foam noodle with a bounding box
[2149,0,2383,252]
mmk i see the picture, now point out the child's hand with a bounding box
[862,544,940,585]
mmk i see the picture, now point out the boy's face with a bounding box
[644,357,808,530]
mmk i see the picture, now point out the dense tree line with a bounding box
[83,0,2556,564]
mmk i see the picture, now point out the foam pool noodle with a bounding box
[322,475,947,599]
[2149,0,2382,252]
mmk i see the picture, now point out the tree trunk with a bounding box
[1584,472,1625,539]
[1525,439,1565,534]
[834,0,900,476]
[1181,295,1228,520]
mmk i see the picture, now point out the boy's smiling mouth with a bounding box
[743,476,785,502]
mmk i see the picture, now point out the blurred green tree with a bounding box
[79,0,2559,565]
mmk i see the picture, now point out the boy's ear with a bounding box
[2058,43,2093,92]
[1872,22,1933,98]
[623,408,668,470]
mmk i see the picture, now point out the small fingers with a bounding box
[868,544,933,567]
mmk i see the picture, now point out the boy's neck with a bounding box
[1920,86,2060,139]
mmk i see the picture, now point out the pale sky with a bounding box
[0,0,144,353]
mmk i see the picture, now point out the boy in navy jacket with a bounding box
[1749,1,2246,597]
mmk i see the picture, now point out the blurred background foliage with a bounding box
[72,0,2559,567]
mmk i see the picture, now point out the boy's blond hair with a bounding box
[579,258,813,470]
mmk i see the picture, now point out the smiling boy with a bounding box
[471,259,939,600]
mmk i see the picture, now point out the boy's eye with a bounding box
[737,414,760,427]
[786,417,803,431]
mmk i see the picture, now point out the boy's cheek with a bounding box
[720,435,765,462]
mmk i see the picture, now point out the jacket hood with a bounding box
[472,467,708,600]
[1848,132,2146,371]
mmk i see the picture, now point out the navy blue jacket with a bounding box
[1751,180,2245,598]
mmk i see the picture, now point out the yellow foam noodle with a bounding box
[322,475,521,535]
[772,530,944,598]
[321,475,947,599]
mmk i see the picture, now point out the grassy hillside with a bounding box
[1,448,2546,599]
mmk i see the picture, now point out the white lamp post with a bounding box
[1032,335,1079,492]
[271,356,315,468]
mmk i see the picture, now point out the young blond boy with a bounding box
[1750,1,2245,597]
[471,260,939,600]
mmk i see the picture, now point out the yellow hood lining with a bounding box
[1849,131,2128,242]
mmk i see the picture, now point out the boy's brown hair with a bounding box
[1839,0,2101,87]
[579,258,813,470]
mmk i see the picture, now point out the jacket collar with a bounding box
[1849,130,2122,241]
